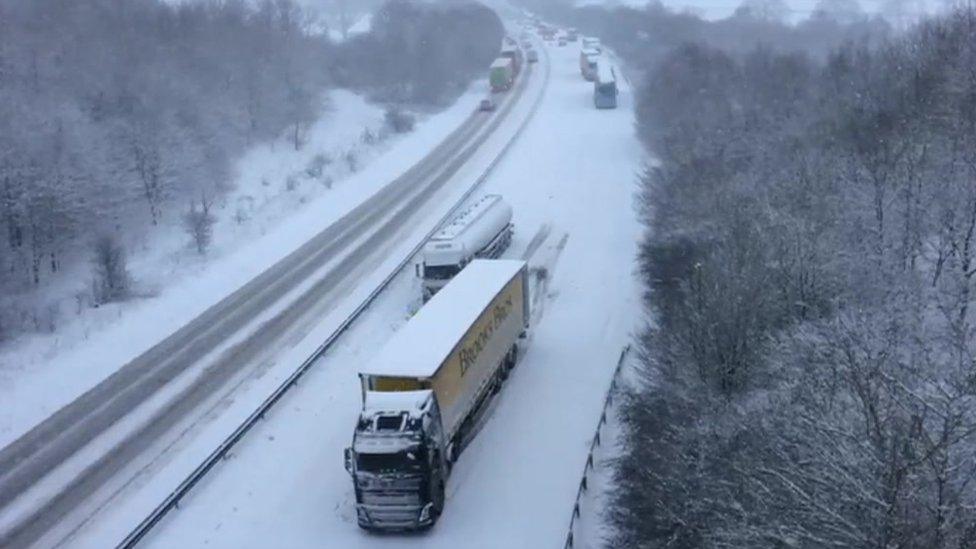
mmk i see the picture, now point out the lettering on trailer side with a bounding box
[459,294,515,376]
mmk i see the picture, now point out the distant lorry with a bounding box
[582,36,601,52]
[490,58,514,92]
[500,43,522,76]
[527,48,539,63]
[594,63,618,109]
[580,49,599,80]
[418,194,513,300]
[345,259,530,531]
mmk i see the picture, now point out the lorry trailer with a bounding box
[582,36,601,52]
[594,63,618,109]
[418,194,513,301]
[580,49,599,81]
[500,43,523,76]
[345,259,530,531]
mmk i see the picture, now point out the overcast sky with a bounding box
[576,0,941,22]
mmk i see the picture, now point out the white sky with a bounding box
[577,0,943,22]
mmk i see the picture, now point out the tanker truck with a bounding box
[344,259,530,531]
[418,194,513,301]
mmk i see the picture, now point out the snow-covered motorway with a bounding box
[76,41,644,548]
[0,45,547,549]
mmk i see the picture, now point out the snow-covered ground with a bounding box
[74,40,645,549]
[44,44,547,548]
[0,87,483,450]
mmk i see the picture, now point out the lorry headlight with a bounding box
[419,503,433,523]
[357,506,370,523]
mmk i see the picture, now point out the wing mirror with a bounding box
[344,447,353,475]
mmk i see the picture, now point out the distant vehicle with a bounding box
[479,97,496,112]
[558,38,567,46]
[527,48,539,63]
[580,48,599,81]
[490,57,514,92]
[418,194,513,300]
[594,63,618,109]
[500,43,523,76]
[345,259,530,531]
[567,28,579,41]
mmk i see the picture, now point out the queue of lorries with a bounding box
[530,17,619,109]
[343,16,618,533]
[344,191,522,531]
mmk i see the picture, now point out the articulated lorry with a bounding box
[344,259,530,531]
[418,194,513,301]
[489,57,514,92]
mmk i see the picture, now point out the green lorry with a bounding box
[489,57,514,92]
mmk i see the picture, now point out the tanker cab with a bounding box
[345,389,448,530]
[418,242,468,302]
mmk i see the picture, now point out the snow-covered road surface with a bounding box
[112,41,643,549]
[0,53,545,549]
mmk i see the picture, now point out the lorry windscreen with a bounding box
[357,449,426,474]
[424,264,460,280]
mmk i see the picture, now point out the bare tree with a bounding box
[92,234,129,305]
[182,192,216,255]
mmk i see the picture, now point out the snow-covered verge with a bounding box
[571,353,635,549]
[77,38,644,549]
[0,86,484,450]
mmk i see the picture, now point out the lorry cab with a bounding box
[346,390,447,531]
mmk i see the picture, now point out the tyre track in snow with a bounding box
[0,60,537,549]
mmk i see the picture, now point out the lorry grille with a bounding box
[360,491,422,506]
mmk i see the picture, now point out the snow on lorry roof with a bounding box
[362,259,526,379]
[430,194,503,241]
[491,57,513,69]
[597,63,616,84]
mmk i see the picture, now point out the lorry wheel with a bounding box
[505,345,518,371]
[447,436,461,463]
